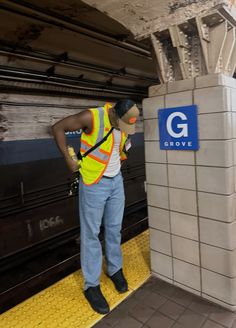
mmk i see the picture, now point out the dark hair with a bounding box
[114,99,136,118]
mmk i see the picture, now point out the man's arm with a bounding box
[51,110,92,172]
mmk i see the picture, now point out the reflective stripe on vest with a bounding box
[80,108,110,163]
[79,104,127,185]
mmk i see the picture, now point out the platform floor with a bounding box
[94,278,236,328]
[2,230,236,328]
[0,230,150,328]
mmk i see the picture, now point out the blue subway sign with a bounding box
[158,105,199,150]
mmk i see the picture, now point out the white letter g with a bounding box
[166,112,188,138]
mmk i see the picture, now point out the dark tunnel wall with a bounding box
[0,0,151,261]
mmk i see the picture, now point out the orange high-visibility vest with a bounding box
[79,103,127,185]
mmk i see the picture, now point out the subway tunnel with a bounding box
[0,0,156,312]
[2,0,236,327]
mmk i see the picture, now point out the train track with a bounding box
[0,201,148,313]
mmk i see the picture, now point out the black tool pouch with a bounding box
[68,173,80,196]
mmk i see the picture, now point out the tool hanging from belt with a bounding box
[68,127,114,196]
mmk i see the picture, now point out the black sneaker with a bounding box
[109,269,128,293]
[84,285,110,314]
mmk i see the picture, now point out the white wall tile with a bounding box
[173,282,201,296]
[150,228,171,255]
[172,235,200,265]
[145,81,236,308]
[196,74,236,89]
[202,293,236,311]
[143,96,164,119]
[201,244,236,278]
[167,150,195,165]
[194,87,231,114]
[149,84,167,97]
[196,140,233,167]
[166,91,193,108]
[169,188,197,215]
[148,206,170,232]
[170,212,198,241]
[195,74,222,88]
[202,269,236,304]
[198,113,232,140]
[145,141,166,163]
[147,184,169,209]
[168,165,196,190]
[232,113,236,138]
[235,167,236,194]
[198,192,236,222]
[153,272,173,284]
[174,258,201,291]
[200,218,236,250]
[197,167,234,195]
[146,163,168,186]
[233,140,236,165]
[151,250,172,279]
[144,119,159,141]
[167,78,195,93]
[231,88,236,111]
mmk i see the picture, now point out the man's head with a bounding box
[111,99,139,135]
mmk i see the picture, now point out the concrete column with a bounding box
[143,73,236,311]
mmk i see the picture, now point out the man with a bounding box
[52,99,139,314]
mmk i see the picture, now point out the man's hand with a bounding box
[66,158,80,173]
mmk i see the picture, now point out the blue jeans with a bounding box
[79,172,125,290]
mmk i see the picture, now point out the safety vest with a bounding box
[79,103,127,185]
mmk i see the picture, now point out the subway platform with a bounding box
[1,230,236,328]
[94,276,236,328]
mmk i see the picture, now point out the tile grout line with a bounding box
[146,183,235,197]
[193,84,203,299]
[149,229,236,252]
[151,247,236,280]
[148,204,236,224]
[164,91,175,286]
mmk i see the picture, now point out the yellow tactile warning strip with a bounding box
[0,230,150,328]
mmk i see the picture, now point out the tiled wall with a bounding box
[143,74,236,311]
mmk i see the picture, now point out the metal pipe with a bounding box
[0,76,146,96]
[0,47,157,83]
[0,65,147,96]
[0,101,99,110]
[0,80,145,100]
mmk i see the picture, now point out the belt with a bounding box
[103,175,113,179]
[103,172,121,179]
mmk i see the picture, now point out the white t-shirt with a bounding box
[103,129,121,177]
